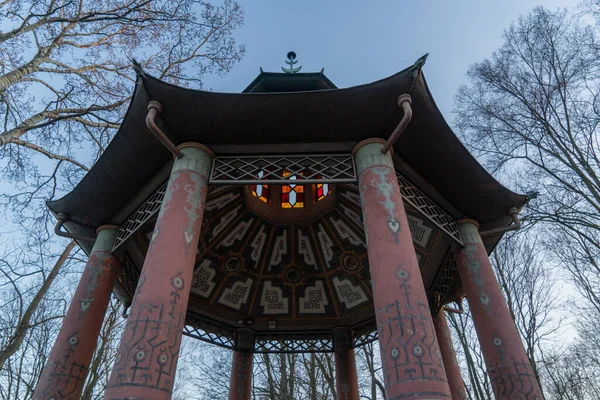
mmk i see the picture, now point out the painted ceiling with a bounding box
[129,184,449,335]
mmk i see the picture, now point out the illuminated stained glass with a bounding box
[251,170,270,203]
[281,171,304,208]
[314,175,330,202]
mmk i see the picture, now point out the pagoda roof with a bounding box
[47,61,527,249]
[243,70,336,92]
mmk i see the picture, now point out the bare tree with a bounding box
[0,0,244,220]
[0,239,75,370]
[253,352,298,399]
[170,337,232,400]
[447,232,563,398]
[355,341,385,400]
[0,299,61,399]
[455,5,599,320]
[0,0,244,396]
[447,310,493,400]
[542,343,600,400]
[454,5,600,397]
[491,233,563,388]
[80,297,125,400]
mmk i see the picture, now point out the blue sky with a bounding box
[203,0,579,118]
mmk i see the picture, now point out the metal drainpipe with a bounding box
[122,301,131,318]
[381,94,413,154]
[146,101,184,159]
[443,299,465,314]
[54,213,96,242]
[479,207,522,238]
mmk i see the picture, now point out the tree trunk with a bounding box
[262,353,275,400]
[280,352,288,399]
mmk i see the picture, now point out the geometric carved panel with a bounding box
[189,184,373,333]
[178,183,446,337]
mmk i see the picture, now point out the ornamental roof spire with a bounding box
[281,51,302,73]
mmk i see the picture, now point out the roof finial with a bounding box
[131,58,147,79]
[281,51,302,73]
[412,53,429,78]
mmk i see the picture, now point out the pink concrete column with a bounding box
[333,327,360,400]
[105,143,213,400]
[455,219,544,400]
[353,139,451,399]
[229,330,255,400]
[432,310,468,400]
[33,225,120,400]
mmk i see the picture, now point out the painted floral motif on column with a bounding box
[369,166,401,241]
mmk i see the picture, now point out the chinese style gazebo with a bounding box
[34,53,544,400]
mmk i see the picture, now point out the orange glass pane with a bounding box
[251,170,270,203]
[280,170,304,208]
[314,177,330,202]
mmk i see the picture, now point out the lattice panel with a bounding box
[113,156,463,250]
[396,171,463,245]
[116,254,140,298]
[352,319,378,348]
[255,333,334,353]
[210,154,356,184]
[112,181,168,251]
[429,249,460,314]
[182,314,235,349]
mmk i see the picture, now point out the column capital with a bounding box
[456,218,480,229]
[456,218,483,245]
[96,224,119,234]
[352,138,395,175]
[332,326,353,351]
[351,138,388,155]
[234,329,256,353]
[177,142,215,159]
[91,225,119,254]
[170,142,214,178]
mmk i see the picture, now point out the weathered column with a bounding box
[455,219,544,400]
[105,143,213,400]
[333,327,360,400]
[229,329,255,400]
[353,139,451,399]
[432,310,468,400]
[34,225,120,400]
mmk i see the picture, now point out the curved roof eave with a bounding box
[47,64,527,249]
[393,73,527,229]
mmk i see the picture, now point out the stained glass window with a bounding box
[314,175,330,202]
[281,171,304,208]
[251,170,270,203]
